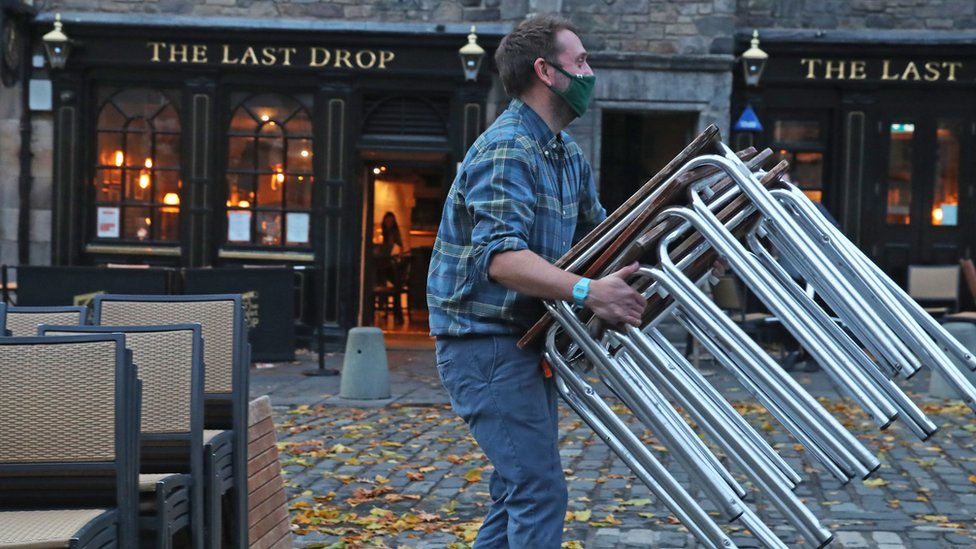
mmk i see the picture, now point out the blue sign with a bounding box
[734,104,763,132]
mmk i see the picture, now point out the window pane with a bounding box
[155,105,181,133]
[124,206,152,240]
[227,174,256,207]
[287,138,313,173]
[94,168,123,202]
[126,169,152,202]
[256,211,282,246]
[227,137,256,171]
[96,132,123,165]
[286,110,313,135]
[886,122,914,225]
[154,170,181,202]
[154,205,180,241]
[285,175,313,209]
[97,103,125,129]
[932,119,960,227]
[230,108,257,133]
[156,133,181,168]
[257,170,284,207]
[773,120,820,143]
[256,136,283,171]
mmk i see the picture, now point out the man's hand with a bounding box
[586,262,647,326]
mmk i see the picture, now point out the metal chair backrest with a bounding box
[5,305,87,337]
[0,302,6,335]
[0,334,139,548]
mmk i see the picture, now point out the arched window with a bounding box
[225,93,313,248]
[92,88,181,242]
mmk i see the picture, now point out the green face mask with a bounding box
[549,63,596,118]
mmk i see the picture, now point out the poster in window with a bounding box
[286,212,310,244]
[227,210,252,243]
[96,207,121,238]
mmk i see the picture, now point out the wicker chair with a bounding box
[0,334,139,548]
[5,305,87,337]
[93,294,250,549]
[39,324,206,549]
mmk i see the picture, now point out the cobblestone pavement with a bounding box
[253,336,976,548]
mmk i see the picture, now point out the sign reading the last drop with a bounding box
[147,41,395,70]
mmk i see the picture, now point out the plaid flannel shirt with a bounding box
[427,99,606,337]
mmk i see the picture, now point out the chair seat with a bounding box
[138,472,183,492]
[0,508,113,548]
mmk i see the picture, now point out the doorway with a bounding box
[868,93,975,284]
[360,154,449,334]
[599,111,699,213]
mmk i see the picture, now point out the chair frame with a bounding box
[39,323,206,549]
[0,334,140,549]
[93,293,250,549]
[0,301,7,336]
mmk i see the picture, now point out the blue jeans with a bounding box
[435,335,567,549]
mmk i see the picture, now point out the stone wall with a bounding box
[34,0,738,55]
[737,0,976,31]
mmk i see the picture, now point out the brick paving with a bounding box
[252,334,976,548]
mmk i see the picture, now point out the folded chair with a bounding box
[93,294,250,549]
[5,305,87,336]
[0,302,6,335]
[39,324,206,549]
[0,334,139,549]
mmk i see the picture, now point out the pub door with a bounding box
[358,156,449,334]
[867,92,976,285]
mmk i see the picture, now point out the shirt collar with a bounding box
[508,99,565,157]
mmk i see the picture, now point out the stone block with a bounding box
[339,327,391,399]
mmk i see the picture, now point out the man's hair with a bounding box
[495,14,577,98]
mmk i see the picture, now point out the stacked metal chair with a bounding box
[521,126,976,548]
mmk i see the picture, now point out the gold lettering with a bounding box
[944,61,961,81]
[849,60,867,80]
[334,49,353,68]
[279,47,296,66]
[800,58,821,79]
[881,59,898,80]
[222,45,239,64]
[355,50,377,69]
[168,43,190,64]
[824,60,845,80]
[239,47,259,65]
[261,47,277,66]
[192,44,208,64]
[923,61,941,81]
[900,61,921,80]
[310,47,330,67]
[378,50,395,69]
[147,42,166,62]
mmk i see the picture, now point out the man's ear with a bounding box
[533,58,554,87]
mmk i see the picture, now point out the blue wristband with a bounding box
[572,277,591,307]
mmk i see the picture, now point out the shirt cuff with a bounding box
[477,236,528,282]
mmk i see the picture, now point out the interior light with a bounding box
[138,173,150,189]
[372,167,381,175]
[163,192,180,206]
[300,150,310,158]
[114,150,124,167]
[238,200,251,208]
[144,158,153,168]
[932,207,944,224]
[260,115,270,122]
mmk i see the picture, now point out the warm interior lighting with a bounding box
[163,192,180,205]
[114,150,124,167]
[144,217,152,225]
[260,115,270,122]
[300,150,310,158]
[238,200,251,208]
[138,173,150,189]
[372,167,381,175]
[932,207,944,224]
[144,158,153,168]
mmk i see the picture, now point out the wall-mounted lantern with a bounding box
[741,30,768,87]
[458,25,485,82]
[42,13,72,69]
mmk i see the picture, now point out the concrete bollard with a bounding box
[928,322,976,399]
[340,327,391,400]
